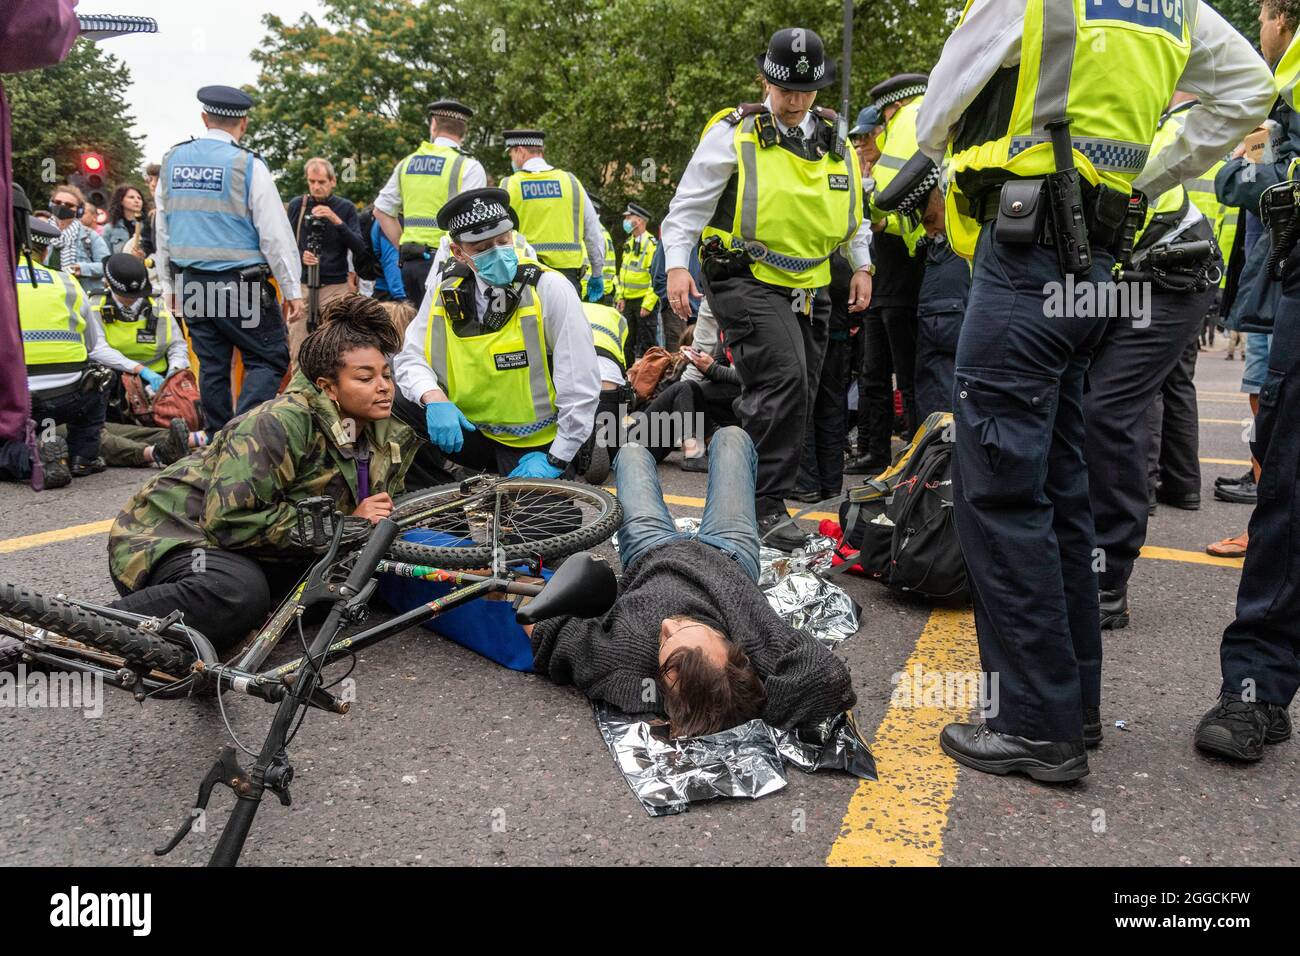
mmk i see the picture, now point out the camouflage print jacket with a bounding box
[109,371,422,592]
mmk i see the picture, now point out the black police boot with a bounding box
[787,487,824,504]
[152,417,190,468]
[1084,707,1102,749]
[939,722,1089,782]
[1214,475,1258,504]
[36,436,71,489]
[1195,694,1293,762]
[1156,487,1201,510]
[1099,588,1129,631]
[758,512,809,553]
[1215,469,1254,489]
[844,455,887,476]
[69,455,107,477]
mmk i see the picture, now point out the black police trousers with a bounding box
[915,242,970,421]
[798,333,852,496]
[1147,330,1203,500]
[859,304,918,463]
[1218,264,1300,708]
[0,385,108,480]
[1086,279,1215,594]
[400,256,433,306]
[620,296,656,366]
[952,227,1112,743]
[703,271,829,518]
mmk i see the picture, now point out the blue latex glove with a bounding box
[508,451,564,480]
[586,277,605,302]
[139,367,164,391]
[424,400,476,453]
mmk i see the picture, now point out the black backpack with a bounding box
[838,412,969,603]
[353,207,383,283]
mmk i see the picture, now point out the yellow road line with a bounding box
[1140,545,1243,569]
[827,608,979,866]
[0,519,114,555]
[1201,457,1251,467]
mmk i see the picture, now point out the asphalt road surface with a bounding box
[1,344,1295,867]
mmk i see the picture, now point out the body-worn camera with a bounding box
[1260,180,1300,282]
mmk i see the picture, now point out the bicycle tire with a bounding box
[387,479,622,569]
[0,582,196,678]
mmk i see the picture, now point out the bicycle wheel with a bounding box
[0,582,196,678]
[387,479,622,569]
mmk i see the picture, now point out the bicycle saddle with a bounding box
[515,552,617,625]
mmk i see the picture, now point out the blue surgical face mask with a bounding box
[622,219,633,234]
[471,243,519,287]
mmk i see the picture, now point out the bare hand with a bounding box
[639,307,650,319]
[67,264,81,276]
[302,250,319,267]
[284,298,305,324]
[849,270,874,314]
[353,493,394,524]
[311,205,343,227]
[684,348,713,371]
[615,298,625,312]
[667,267,700,321]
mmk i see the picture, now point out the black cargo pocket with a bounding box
[1253,371,1288,502]
[714,305,757,347]
[953,369,1058,506]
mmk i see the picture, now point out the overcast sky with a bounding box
[88,1,326,163]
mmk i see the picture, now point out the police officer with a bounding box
[156,86,303,433]
[98,253,191,394]
[871,150,968,421]
[847,74,929,477]
[917,0,1273,782]
[581,197,619,306]
[392,187,601,480]
[500,130,605,297]
[617,201,659,363]
[373,100,487,305]
[1194,19,1300,764]
[662,27,874,552]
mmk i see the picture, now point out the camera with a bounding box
[306,214,327,256]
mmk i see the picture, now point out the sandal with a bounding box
[1206,532,1248,558]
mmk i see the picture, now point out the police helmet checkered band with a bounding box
[764,56,791,82]
[197,85,253,118]
[896,167,942,218]
[503,129,545,149]
[872,84,925,110]
[27,216,61,247]
[441,187,514,242]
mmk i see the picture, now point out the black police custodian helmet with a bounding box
[869,73,929,112]
[437,187,515,244]
[104,253,153,296]
[873,151,942,219]
[755,28,836,92]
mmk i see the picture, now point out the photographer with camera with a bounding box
[286,157,367,361]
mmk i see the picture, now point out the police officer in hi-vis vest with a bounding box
[97,254,191,395]
[500,130,606,298]
[916,0,1273,782]
[662,28,875,552]
[374,100,487,305]
[617,201,659,363]
[155,86,303,433]
[392,187,601,481]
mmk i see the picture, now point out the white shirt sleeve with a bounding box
[915,0,1026,163]
[154,155,174,301]
[393,287,442,404]
[461,157,487,191]
[1134,3,1276,198]
[374,160,405,218]
[84,304,139,373]
[537,271,600,463]
[847,218,874,271]
[580,188,605,274]
[165,313,190,370]
[661,121,739,271]
[248,157,303,301]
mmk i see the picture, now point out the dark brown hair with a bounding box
[660,640,767,738]
[1262,0,1300,30]
[298,295,402,384]
[432,115,468,140]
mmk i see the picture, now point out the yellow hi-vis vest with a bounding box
[97,296,175,373]
[583,301,628,372]
[16,261,87,375]
[398,142,471,247]
[1277,28,1300,111]
[619,232,658,309]
[700,106,862,289]
[945,0,1192,258]
[424,262,559,448]
[1215,204,1239,286]
[502,169,589,270]
[869,95,928,255]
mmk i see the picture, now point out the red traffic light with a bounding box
[80,152,105,174]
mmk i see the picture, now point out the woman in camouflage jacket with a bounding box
[108,297,422,652]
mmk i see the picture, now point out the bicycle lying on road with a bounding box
[0,476,621,866]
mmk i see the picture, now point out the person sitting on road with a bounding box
[524,426,856,737]
[107,297,422,654]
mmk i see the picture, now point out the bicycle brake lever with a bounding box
[154,745,251,856]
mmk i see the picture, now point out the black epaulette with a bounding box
[811,105,839,125]
[723,103,769,126]
[167,137,196,151]
[516,263,544,287]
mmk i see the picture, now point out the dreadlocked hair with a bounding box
[298,295,403,384]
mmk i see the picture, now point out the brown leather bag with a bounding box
[122,369,203,430]
[626,346,675,401]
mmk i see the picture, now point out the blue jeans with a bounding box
[613,425,761,582]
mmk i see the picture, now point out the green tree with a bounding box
[6,38,144,201]
[1217,0,1263,48]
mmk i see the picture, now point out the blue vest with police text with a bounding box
[162,137,264,271]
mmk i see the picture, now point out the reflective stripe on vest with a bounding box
[620,234,656,297]
[583,302,628,371]
[399,143,468,246]
[98,297,175,372]
[423,268,559,447]
[701,109,861,289]
[162,138,264,270]
[17,263,87,371]
[870,96,927,253]
[503,171,586,269]
[945,0,1191,258]
[1278,28,1300,111]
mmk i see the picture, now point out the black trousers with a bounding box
[180,269,288,432]
[1087,281,1215,594]
[914,243,970,421]
[858,304,918,463]
[798,333,852,495]
[400,256,433,306]
[1147,328,1203,497]
[112,547,310,653]
[703,271,830,517]
[620,296,657,365]
[0,386,109,480]
[392,391,552,485]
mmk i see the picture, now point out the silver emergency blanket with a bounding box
[595,520,873,816]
